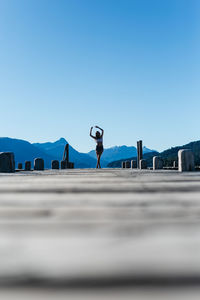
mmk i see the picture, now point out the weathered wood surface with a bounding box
[0,168,200,299]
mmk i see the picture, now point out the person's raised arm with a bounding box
[90,126,96,139]
[95,125,104,137]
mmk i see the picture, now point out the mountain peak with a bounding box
[57,138,67,144]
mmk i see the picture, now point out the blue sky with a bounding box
[0,0,199,152]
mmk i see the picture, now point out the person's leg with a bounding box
[96,150,103,169]
[98,152,102,169]
[96,152,100,168]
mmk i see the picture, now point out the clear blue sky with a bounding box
[0,0,199,152]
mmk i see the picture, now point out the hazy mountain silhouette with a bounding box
[0,137,54,168]
[160,140,200,167]
[0,137,97,168]
[88,145,155,163]
[0,137,156,169]
[2,137,199,169]
[33,138,97,168]
[108,140,200,168]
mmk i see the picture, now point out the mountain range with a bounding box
[0,138,54,169]
[0,137,96,169]
[88,145,154,165]
[0,137,155,168]
[33,138,97,168]
[108,140,200,168]
[1,137,200,169]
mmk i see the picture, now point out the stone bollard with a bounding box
[125,161,131,168]
[18,163,23,170]
[61,160,68,169]
[68,162,74,169]
[52,160,59,170]
[25,161,31,171]
[139,159,147,170]
[153,156,163,170]
[178,149,194,172]
[121,161,126,169]
[34,158,44,171]
[131,160,137,168]
[0,152,15,173]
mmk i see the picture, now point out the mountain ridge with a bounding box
[0,137,55,168]
[88,145,155,163]
[108,140,200,168]
[2,136,198,169]
[33,138,97,168]
[0,137,97,168]
[0,137,156,169]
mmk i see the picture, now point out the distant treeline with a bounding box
[107,140,200,168]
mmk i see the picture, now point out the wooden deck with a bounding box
[0,168,200,299]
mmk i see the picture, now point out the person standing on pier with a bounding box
[90,126,104,169]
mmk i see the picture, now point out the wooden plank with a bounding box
[0,169,199,298]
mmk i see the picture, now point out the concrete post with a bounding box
[0,152,15,173]
[131,160,137,168]
[34,158,44,171]
[178,149,194,172]
[18,163,23,170]
[173,161,177,168]
[137,140,143,168]
[68,162,74,169]
[52,160,59,169]
[139,159,147,170]
[61,160,68,169]
[153,156,163,170]
[125,161,131,168]
[25,161,31,171]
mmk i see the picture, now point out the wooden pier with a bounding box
[0,168,200,299]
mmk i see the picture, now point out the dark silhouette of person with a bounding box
[90,126,104,169]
